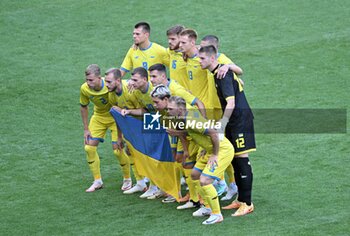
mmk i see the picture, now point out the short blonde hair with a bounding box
[85,64,100,76]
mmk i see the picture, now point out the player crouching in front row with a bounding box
[151,85,234,225]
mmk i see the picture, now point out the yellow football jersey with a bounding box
[167,79,197,106]
[217,53,233,64]
[121,42,167,73]
[80,78,111,116]
[165,48,189,89]
[216,52,240,82]
[133,82,157,113]
[188,52,235,114]
[185,55,218,109]
[108,80,140,109]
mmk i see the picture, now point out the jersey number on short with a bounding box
[235,137,245,148]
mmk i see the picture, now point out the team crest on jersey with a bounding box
[134,56,139,59]
[208,163,218,173]
[150,56,155,58]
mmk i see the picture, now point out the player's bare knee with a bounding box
[191,169,200,180]
[183,163,194,169]
[199,176,213,186]
[86,139,100,146]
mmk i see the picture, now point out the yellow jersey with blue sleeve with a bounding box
[80,78,117,142]
[121,42,167,73]
[108,80,140,109]
[167,79,198,106]
[80,78,111,117]
[165,48,189,89]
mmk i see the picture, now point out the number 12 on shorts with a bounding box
[236,137,245,148]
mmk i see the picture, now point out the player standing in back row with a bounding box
[120,22,168,77]
[199,45,256,217]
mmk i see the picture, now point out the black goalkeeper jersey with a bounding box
[211,64,253,123]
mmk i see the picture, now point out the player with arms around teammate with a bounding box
[199,45,256,216]
[200,35,242,199]
[178,29,210,107]
[148,63,206,118]
[200,35,243,80]
[120,22,167,77]
[105,68,140,111]
[80,64,126,192]
[179,29,221,121]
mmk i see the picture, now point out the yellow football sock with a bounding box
[226,164,235,183]
[183,169,199,202]
[84,145,101,180]
[128,153,143,181]
[175,162,182,191]
[113,149,130,179]
[198,184,209,208]
[201,184,221,215]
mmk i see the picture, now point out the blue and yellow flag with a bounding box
[110,109,180,200]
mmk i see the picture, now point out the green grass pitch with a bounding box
[0,0,349,235]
